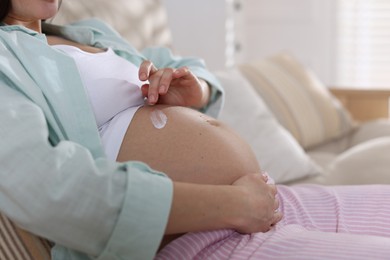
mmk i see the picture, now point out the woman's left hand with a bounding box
[138,60,210,108]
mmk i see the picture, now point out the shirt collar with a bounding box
[0,22,100,45]
[1,23,41,36]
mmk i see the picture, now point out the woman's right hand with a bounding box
[231,173,283,233]
[138,60,210,108]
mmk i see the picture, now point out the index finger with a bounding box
[173,66,190,78]
[139,60,158,81]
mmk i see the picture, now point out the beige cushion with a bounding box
[325,137,390,185]
[0,213,52,260]
[350,119,390,147]
[216,68,322,183]
[53,0,172,50]
[239,53,355,149]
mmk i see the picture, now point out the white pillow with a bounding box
[215,68,322,183]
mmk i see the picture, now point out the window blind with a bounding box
[336,0,390,88]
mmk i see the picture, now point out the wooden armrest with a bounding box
[329,87,390,122]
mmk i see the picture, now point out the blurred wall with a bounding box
[162,0,338,85]
[162,0,231,71]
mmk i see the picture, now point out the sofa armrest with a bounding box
[329,87,390,122]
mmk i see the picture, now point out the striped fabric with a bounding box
[239,53,355,149]
[156,185,390,259]
[0,213,52,260]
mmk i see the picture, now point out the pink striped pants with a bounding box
[156,184,390,259]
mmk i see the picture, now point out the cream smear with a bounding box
[150,109,168,129]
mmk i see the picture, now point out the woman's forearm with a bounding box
[164,182,242,235]
[165,174,282,235]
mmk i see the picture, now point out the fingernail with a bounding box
[149,94,156,103]
[140,73,147,80]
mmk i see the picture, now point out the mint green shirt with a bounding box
[0,19,223,259]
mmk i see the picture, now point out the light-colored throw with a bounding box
[157,185,390,259]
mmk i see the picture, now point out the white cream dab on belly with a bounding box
[150,109,168,129]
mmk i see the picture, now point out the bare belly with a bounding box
[117,105,261,185]
[116,105,261,250]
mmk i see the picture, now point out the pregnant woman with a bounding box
[2,1,390,259]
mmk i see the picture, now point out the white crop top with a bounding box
[52,45,145,128]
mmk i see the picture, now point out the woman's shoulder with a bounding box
[66,18,120,37]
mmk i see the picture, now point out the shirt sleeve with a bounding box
[0,84,173,259]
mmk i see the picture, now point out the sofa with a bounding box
[1,0,390,259]
[216,57,390,186]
